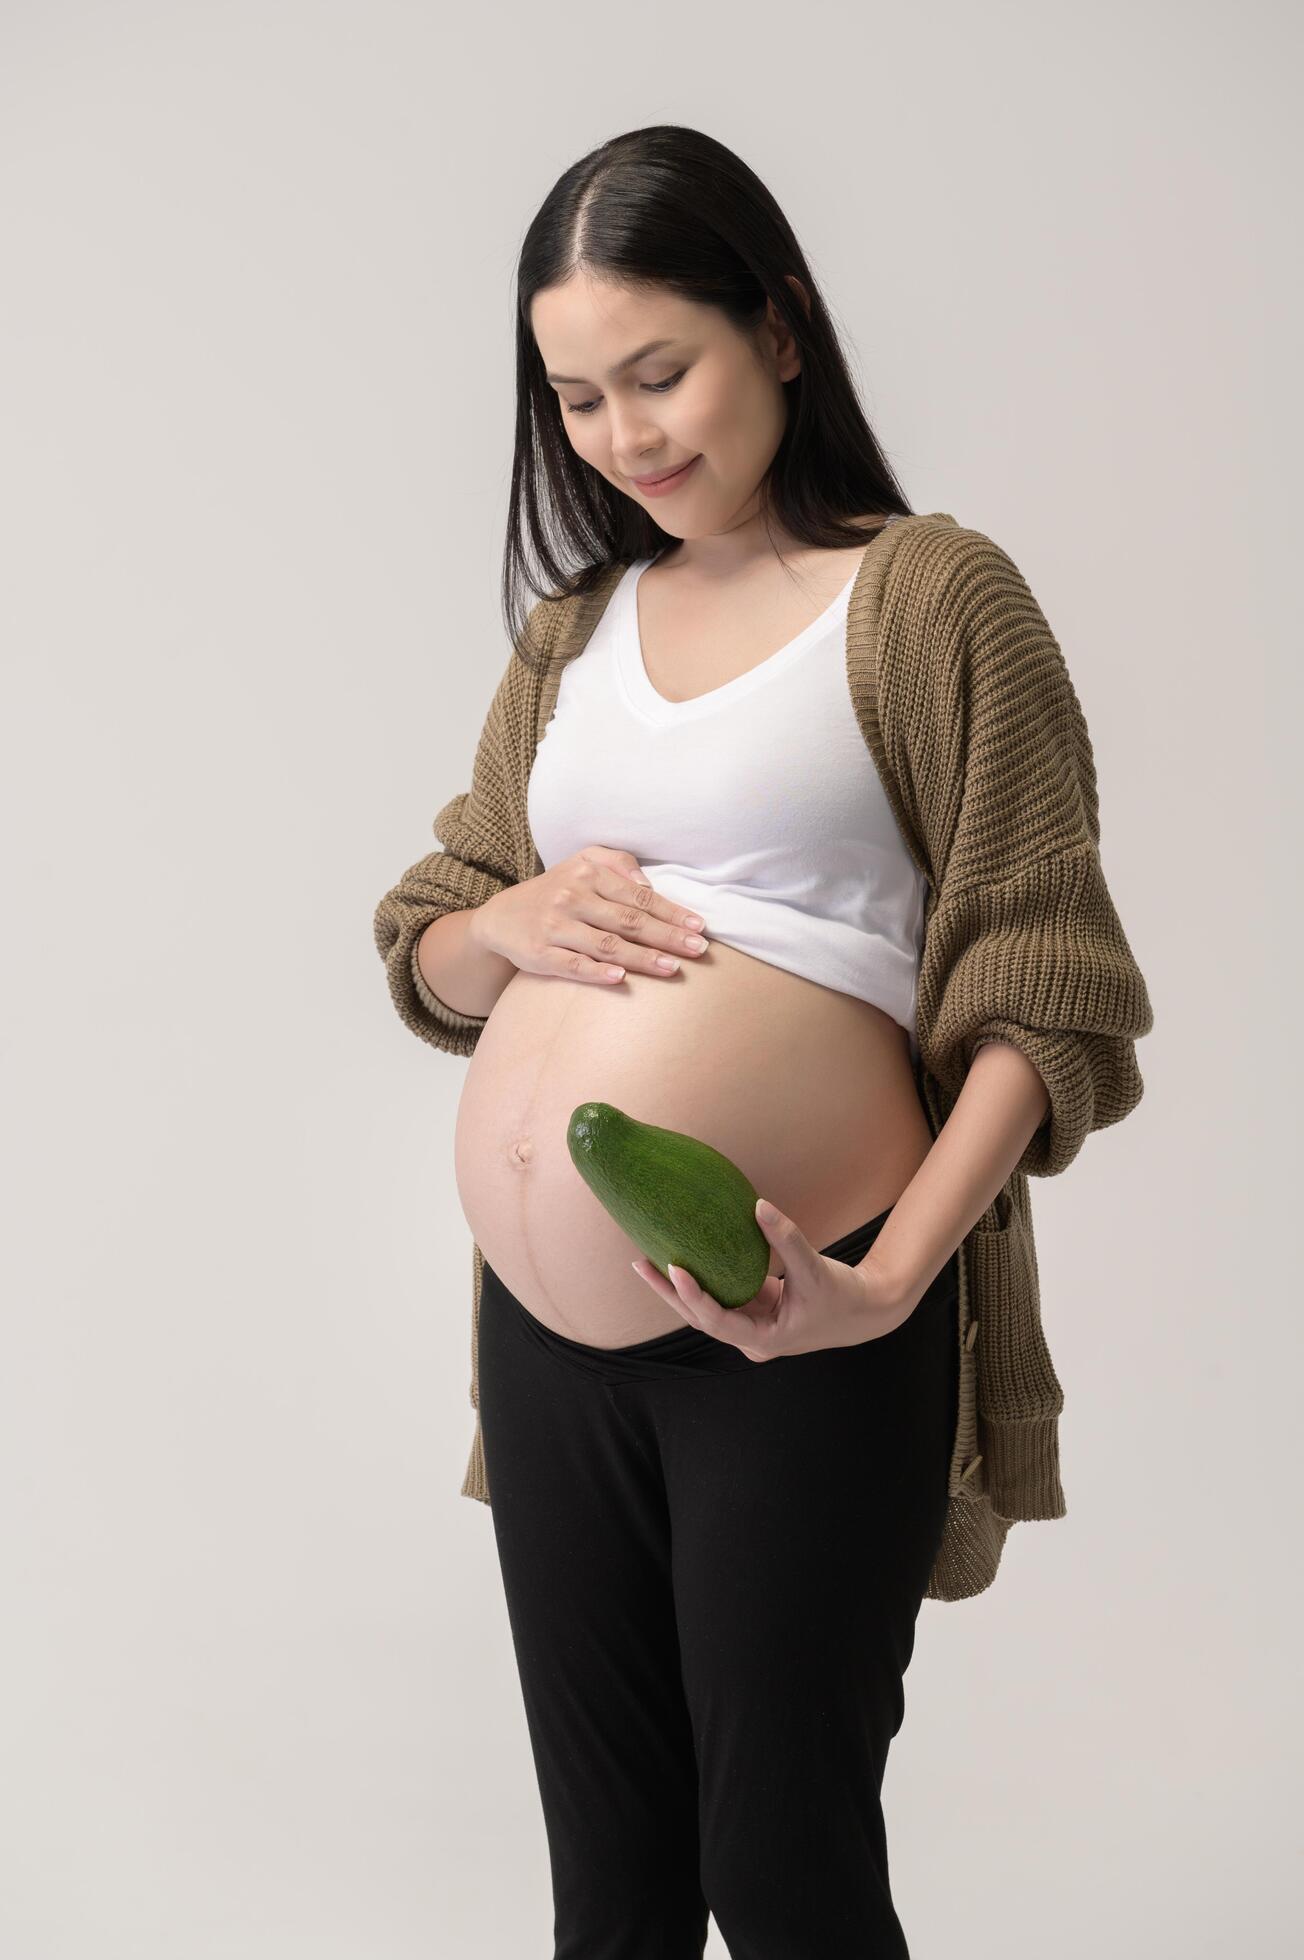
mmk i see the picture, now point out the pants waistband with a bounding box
[482,1202,956,1387]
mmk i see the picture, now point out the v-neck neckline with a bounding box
[526,511,959,885]
[530,511,951,765]
[618,553,862,727]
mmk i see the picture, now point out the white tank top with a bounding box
[527,533,929,1061]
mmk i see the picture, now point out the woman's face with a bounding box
[530,271,802,542]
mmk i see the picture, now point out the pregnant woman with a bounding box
[373,126,1153,1959]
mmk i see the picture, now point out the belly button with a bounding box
[507,1136,534,1168]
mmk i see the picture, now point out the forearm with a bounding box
[415,903,516,1020]
[858,1041,1052,1306]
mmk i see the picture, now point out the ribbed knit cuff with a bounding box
[409,932,491,1034]
[981,1414,1067,1521]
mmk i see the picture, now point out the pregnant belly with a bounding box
[452,937,936,1346]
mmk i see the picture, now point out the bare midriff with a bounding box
[453,937,934,1345]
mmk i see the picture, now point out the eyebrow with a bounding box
[544,338,679,386]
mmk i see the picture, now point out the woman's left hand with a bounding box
[631,1198,917,1362]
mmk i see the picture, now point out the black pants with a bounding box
[477,1203,960,1960]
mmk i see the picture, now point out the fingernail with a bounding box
[684,914,704,929]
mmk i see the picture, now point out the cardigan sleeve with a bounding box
[372,617,543,1057]
[915,532,1155,1176]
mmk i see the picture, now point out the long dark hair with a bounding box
[503,124,914,669]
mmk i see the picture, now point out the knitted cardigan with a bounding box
[373,512,1155,1601]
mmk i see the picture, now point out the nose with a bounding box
[609,410,665,477]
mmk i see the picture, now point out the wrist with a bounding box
[853,1242,920,1319]
[468,894,500,957]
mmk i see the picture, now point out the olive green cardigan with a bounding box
[373,512,1155,1602]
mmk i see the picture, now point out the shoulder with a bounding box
[518,562,629,668]
[878,516,1036,630]
[859,519,1107,896]
[876,518,1064,713]
[869,516,1084,809]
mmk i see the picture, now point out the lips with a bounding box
[631,456,700,488]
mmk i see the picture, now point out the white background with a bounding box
[2,1,1298,1954]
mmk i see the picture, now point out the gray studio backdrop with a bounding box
[3,2,1297,1956]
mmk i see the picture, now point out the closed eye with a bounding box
[564,370,687,416]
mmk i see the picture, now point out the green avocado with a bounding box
[566,1101,771,1308]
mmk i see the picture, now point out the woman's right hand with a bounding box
[475,847,710,986]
